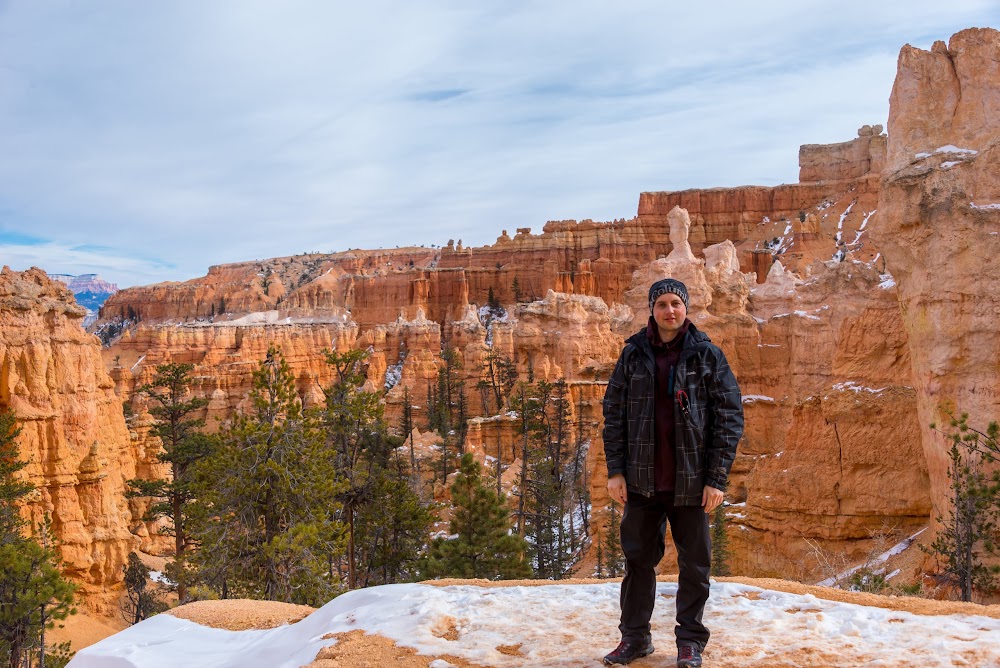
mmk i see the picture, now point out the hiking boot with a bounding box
[676,643,703,668]
[603,638,654,665]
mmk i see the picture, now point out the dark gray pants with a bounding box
[618,491,711,650]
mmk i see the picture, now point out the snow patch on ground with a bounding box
[70,580,1000,668]
[742,395,775,404]
[971,202,1000,210]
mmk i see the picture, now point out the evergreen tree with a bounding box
[511,276,522,303]
[352,465,434,587]
[710,504,732,577]
[190,348,346,604]
[0,411,77,668]
[604,502,625,578]
[926,412,1000,602]
[120,552,164,625]
[424,454,531,580]
[126,363,211,601]
[569,393,591,556]
[321,348,387,590]
[479,349,517,413]
[400,386,416,473]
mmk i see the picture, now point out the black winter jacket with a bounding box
[602,321,744,505]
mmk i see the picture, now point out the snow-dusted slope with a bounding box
[69,582,1000,668]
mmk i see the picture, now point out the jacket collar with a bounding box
[628,318,709,352]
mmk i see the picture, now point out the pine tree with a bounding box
[511,276,522,303]
[126,363,211,602]
[711,504,732,577]
[926,412,1000,602]
[424,454,531,580]
[400,386,416,473]
[604,502,625,578]
[120,552,164,625]
[0,411,77,668]
[190,348,346,604]
[480,349,517,414]
[352,466,434,587]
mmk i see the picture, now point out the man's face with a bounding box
[653,292,687,337]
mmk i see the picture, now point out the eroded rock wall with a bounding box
[872,27,1000,516]
[0,267,136,613]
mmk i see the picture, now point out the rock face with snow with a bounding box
[0,267,136,613]
[872,26,1000,517]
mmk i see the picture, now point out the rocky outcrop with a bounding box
[99,156,883,336]
[799,125,887,183]
[0,267,136,613]
[871,27,1000,517]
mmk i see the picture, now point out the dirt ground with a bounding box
[126,576,1000,668]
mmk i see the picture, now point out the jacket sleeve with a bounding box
[705,347,743,491]
[602,346,631,479]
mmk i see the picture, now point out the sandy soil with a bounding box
[168,598,316,630]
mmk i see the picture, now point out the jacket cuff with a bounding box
[706,474,728,492]
[607,466,625,478]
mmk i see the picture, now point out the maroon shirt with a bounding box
[646,316,690,492]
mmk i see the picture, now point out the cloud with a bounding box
[0,0,996,287]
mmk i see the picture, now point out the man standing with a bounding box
[602,278,743,667]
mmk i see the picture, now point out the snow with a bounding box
[878,275,896,290]
[837,201,855,237]
[69,580,1000,668]
[941,160,962,169]
[859,209,876,231]
[935,145,978,155]
[742,395,775,404]
[971,202,1000,210]
[915,146,979,159]
[383,358,404,390]
[130,355,146,373]
[831,381,887,395]
[818,529,927,588]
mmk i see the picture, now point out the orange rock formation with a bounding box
[871,27,1000,518]
[0,267,136,613]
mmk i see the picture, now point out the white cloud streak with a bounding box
[0,1,996,286]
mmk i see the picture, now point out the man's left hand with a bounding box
[702,485,724,514]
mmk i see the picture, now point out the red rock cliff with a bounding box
[0,267,136,613]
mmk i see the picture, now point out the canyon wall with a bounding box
[0,267,135,613]
[871,27,1000,516]
[67,27,1000,588]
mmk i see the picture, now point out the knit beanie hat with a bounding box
[648,278,689,313]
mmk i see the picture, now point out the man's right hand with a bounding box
[607,474,627,506]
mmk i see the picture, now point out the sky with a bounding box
[1,2,997,288]
[68,580,1000,667]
